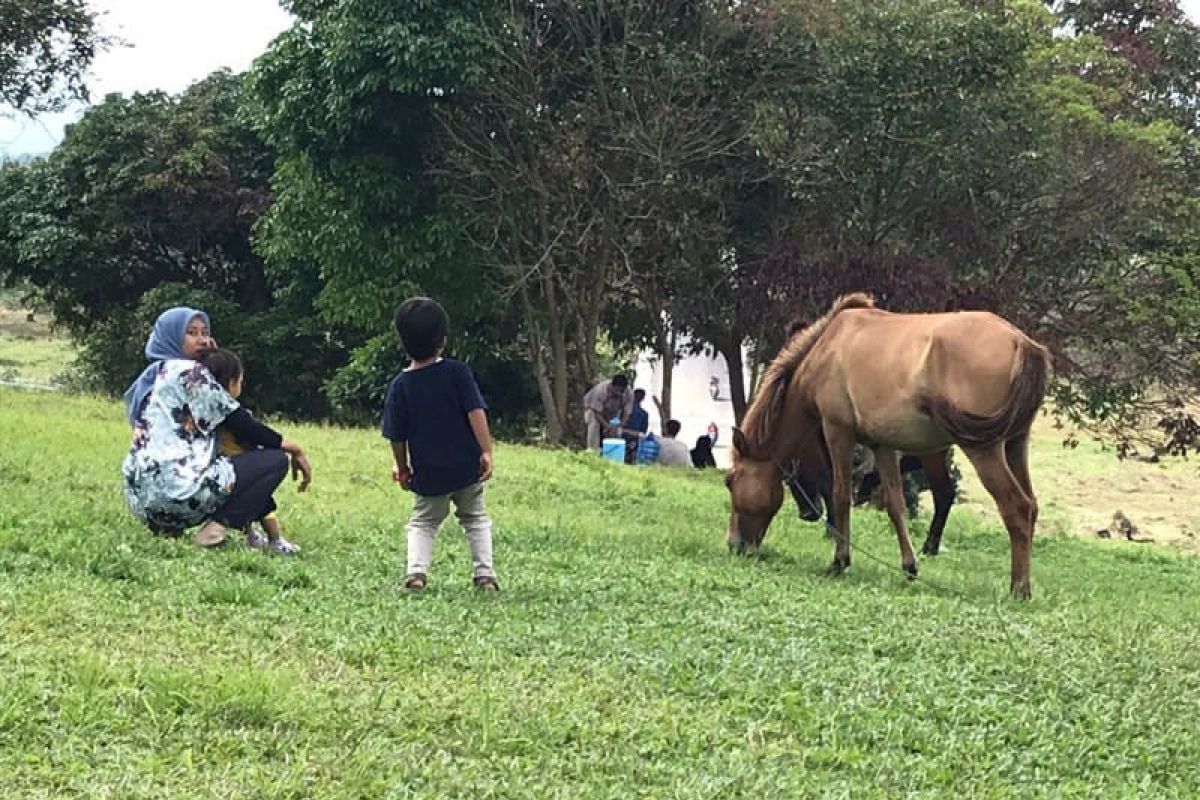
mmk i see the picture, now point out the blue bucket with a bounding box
[601,437,625,464]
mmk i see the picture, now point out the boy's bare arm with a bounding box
[468,408,494,481]
[391,440,412,490]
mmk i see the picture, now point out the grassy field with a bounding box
[3,387,1200,798]
[0,304,74,385]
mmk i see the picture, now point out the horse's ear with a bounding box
[732,427,748,455]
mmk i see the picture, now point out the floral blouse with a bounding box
[122,359,240,532]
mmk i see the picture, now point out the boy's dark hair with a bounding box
[611,374,628,389]
[665,419,682,437]
[202,348,243,390]
[634,388,646,401]
[394,297,449,360]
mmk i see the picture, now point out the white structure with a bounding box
[633,337,753,469]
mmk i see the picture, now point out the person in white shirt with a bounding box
[582,374,633,452]
[658,419,693,468]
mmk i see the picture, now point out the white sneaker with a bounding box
[268,537,300,555]
[245,525,268,549]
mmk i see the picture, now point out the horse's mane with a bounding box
[740,292,876,457]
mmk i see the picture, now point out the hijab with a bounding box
[122,307,210,424]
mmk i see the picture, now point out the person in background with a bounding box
[658,420,692,468]
[582,374,633,452]
[691,435,717,469]
[623,388,650,463]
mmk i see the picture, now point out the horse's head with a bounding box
[725,428,785,552]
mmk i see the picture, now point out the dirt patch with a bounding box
[955,415,1200,552]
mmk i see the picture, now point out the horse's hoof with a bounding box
[1010,584,1032,601]
[824,561,848,577]
[921,543,940,557]
[903,561,918,579]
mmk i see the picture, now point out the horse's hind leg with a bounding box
[919,449,955,556]
[1005,433,1038,532]
[962,444,1036,599]
[875,447,918,578]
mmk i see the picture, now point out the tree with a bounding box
[0,0,107,114]
[0,71,346,417]
[438,1,789,437]
[723,0,1200,452]
[247,1,542,431]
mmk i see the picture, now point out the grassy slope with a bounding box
[3,388,1200,799]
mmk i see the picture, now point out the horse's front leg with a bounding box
[919,449,954,556]
[823,422,855,576]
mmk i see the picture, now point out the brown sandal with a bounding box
[403,573,427,591]
[473,576,499,592]
[193,519,229,548]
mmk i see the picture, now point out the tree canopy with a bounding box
[0,0,107,114]
[2,0,1197,453]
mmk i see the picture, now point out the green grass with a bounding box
[3,388,1200,798]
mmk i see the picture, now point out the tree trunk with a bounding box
[521,286,563,442]
[748,347,763,403]
[543,272,570,438]
[656,322,676,424]
[722,335,748,425]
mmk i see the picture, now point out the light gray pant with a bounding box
[406,482,495,579]
[585,409,605,452]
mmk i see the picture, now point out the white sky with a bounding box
[1,0,1198,158]
[0,0,293,157]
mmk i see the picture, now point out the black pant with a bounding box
[213,449,288,527]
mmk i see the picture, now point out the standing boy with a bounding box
[382,297,498,591]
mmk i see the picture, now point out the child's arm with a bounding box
[391,440,413,490]
[468,408,494,481]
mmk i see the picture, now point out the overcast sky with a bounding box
[0,0,292,157]
[2,0,1199,158]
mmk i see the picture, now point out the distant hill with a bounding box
[0,152,43,166]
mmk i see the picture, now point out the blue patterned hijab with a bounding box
[122,307,210,424]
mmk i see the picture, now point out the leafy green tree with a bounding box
[438,1,788,437]
[0,0,107,114]
[247,1,543,429]
[0,70,345,416]
[726,0,1200,451]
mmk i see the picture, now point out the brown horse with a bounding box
[725,293,1050,598]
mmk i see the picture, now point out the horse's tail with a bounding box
[922,340,1050,448]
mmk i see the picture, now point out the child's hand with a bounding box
[392,465,413,491]
[478,452,493,482]
[290,452,312,492]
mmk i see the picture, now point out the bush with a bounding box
[70,283,348,420]
[325,333,543,438]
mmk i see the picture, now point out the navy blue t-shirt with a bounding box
[381,359,488,497]
[626,403,649,434]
